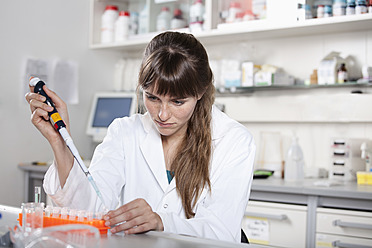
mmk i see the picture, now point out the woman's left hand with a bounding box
[104,198,164,234]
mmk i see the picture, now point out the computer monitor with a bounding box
[86,92,137,142]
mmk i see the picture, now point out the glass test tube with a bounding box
[52,207,61,218]
[45,205,52,217]
[87,211,94,221]
[61,207,69,219]
[69,209,77,220]
[95,212,103,220]
[34,186,41,203]
[77,210,86,222]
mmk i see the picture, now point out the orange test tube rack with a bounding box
[18,213,109,234]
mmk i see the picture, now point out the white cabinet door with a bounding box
[242,201,307,248]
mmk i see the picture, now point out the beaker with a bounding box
[21,202,44,234]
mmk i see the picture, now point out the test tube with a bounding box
[34,186,41,203]
[45,205,52,217]
[77,210,86,222]
[95,212,103,220]
[69,209,77,220]
[61,207,69,219]
[87,211,94,221]
[52,207,61,218]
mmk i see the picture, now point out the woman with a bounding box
[25,32,256,242]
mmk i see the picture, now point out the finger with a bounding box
[25,92,46,105]
[105,208,139,227]
[29,98,54,113]
[105,199,142,219]
[31,108,51,123]
[111,215,146,234]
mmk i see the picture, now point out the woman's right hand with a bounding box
[25,84,74,187]
[25,85,70,145]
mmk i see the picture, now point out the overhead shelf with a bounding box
[216,82,372,95]
[90,14,372,51]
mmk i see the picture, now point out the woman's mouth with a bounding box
[156,120,173,127]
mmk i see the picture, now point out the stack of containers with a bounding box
[329,138,366,181]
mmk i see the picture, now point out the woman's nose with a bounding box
[158,104,170,121]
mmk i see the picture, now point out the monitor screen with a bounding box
[87,92,136,142]
[92,97,133,127]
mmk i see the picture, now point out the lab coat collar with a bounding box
[140,113,173,193]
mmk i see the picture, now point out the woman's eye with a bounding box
[146,95,157,101]
[173,100,185,105]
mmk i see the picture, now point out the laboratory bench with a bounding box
[18,165,372,247]
[246,177,372,248]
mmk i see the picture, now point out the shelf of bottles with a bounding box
[90,0,372,51]
[216,81,372,95]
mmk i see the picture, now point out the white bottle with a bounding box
[115,11,130,42]
[156,7,172,32]
[226,2,242,23]
[170,8,187,30]
[101,5,119,43]
[190,0,205,23]
[333,0,347,16]
[284,136,305,181]
[130,12,139,35]
[138,5,149,34]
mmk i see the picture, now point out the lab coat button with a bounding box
[163,204,168,209]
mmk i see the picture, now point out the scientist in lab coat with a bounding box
[25,31,256,242]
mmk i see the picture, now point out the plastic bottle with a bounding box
[324,5,333,17]
[333,0,347,16]
[337,63,348,83]
[317,5,325,18]
[190,0,205,23]
[129,12,139,35]
[101,5,119,43]
[369,0,372,13]
[170,8,187,30]
[226,2,243,23]
[115,11,130,42]
[156,7,172,32]
[284,136,305,181]
[138,5,149,34]
[356,0,368,14]
[346,0,356,15]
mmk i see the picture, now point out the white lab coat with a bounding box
[44,106,256,242]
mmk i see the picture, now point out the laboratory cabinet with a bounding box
[316,207,372,248]
[242,200,307,248]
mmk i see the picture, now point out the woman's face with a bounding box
[143,88,199,139]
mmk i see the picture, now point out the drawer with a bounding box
[317,208,372,239]
[242,201,307,248]
[316,233,372,248]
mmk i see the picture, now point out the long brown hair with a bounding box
[138,32,215,218]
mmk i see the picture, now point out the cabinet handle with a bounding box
[332,240,372,248]
[333,220,372,230]
[244,211,287,221]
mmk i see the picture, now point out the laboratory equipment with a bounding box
[86,91,136,142]
[329,138,367,181]
[12,224,101,248]
[29,77,108,211]
[101,5,119,43]
[21,202,44,234]
[360,141,372,171]
[284,135,305,181]
[34,187,41,203]
[18,206,108,234]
